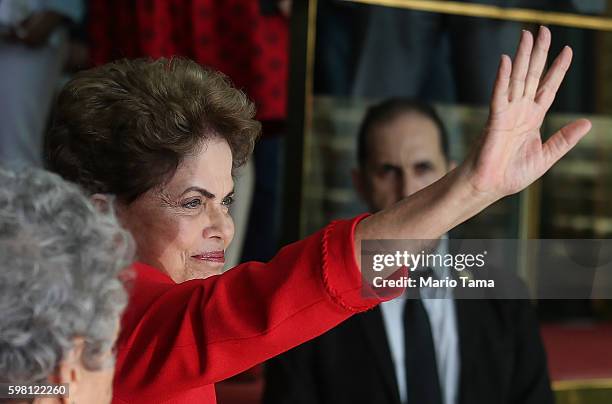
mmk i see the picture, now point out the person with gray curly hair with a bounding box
[0,167,133,404]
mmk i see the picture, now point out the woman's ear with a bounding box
[57,338,85,404]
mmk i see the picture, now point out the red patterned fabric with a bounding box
[88,0,288,121]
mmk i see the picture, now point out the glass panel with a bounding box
[301,0,612,322]
[295,2,612,396]
[541,113,612,238]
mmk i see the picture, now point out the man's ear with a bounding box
[57,337,85,404]
[90,193,111,213]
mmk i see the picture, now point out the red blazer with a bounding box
[112,215,385,403]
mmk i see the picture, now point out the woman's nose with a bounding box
[203,203,234,243]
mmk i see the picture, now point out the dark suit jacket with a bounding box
[263,298,554,404]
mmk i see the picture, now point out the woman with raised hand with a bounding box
[44,27,589,403]
[0,167,133,404]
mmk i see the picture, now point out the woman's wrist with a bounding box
[450,161,501,216]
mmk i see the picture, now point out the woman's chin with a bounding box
[156,259,225,283]
[184,259,225,281]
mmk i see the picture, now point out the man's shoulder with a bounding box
[278,307,379,357]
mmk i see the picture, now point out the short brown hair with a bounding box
[357,98,449,169]
[45,57,261,202]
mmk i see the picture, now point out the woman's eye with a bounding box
[221,195,235,207]
[182,199,202,209]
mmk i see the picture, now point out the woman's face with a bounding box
[118,137,235,283]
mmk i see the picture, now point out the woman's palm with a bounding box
[467,27,591,199]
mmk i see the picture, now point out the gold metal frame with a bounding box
[554,378,612,391]
[554,378,612,403]
[300,0,319,238]
[345,0,612,31]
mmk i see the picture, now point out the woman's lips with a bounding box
[191,251,225,263]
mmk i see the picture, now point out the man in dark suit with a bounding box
[263,98,554,404]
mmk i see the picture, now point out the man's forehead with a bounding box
[367,122,442,160]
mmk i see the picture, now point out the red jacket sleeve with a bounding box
[114,214,388,402]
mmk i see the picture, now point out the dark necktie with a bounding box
[403,269,443,404]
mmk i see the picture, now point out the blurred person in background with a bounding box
[351,1,538,103]
[0,167,132,404]
[313,0,369,96]
[263,98,553,404]
[0,0,83,167]
[351,0,604,104]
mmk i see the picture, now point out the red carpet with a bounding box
[541,323,612,381]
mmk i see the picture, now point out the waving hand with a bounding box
[464,26,591,200]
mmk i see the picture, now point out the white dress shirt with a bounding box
[380,236,459,404]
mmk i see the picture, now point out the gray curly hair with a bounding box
[0,167,134,384]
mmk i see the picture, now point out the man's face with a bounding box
[354,112,451,213]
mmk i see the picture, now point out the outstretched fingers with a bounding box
[491,28,546,112]
[509,30,534,101]
[524,26,551,99]
[490,54,512,112]
[536,46,573,110]
[543,119,591,169]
